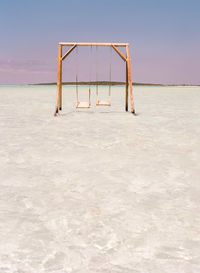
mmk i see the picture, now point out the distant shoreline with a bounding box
[28,81,200,87]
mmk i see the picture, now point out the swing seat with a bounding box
[96,100,111,106]
[76,101,91,108]
[76,88,91,108]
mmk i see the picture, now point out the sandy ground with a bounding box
[0,85,200,273]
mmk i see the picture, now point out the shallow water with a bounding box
[0,85,200,273]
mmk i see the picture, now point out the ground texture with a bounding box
[0,85,200,273]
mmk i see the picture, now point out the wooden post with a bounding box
[126,45,135,114]
[59,45,62,110]
[55,44,62,115]
[125,62,128,111]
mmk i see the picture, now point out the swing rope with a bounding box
[76,46,79,104]
[108,46,112,103]
[75,46,91,108]
[96,46,98,101]
[89,46,92,91]
[96,46,112,106]
[88,46,92,105]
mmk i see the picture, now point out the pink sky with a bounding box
[0,0,200,85]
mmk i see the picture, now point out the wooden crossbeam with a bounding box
[61,44,77,61]
[60,42,128,47]
[112,45,127,62]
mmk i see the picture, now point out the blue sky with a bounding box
[0,0,200,84]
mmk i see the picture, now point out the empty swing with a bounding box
[76,47,91,108]
[96,46,111,106]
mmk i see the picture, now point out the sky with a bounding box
[0,0,200,85]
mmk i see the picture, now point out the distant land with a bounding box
[29,81,199,86]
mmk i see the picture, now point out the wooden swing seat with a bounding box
[96,100,111,106]
[76,101,91,108]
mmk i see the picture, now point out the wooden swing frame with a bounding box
[55,42,135,115]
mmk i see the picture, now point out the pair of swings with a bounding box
[75,47,112,108]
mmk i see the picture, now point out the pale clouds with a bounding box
[0,59,56,74]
